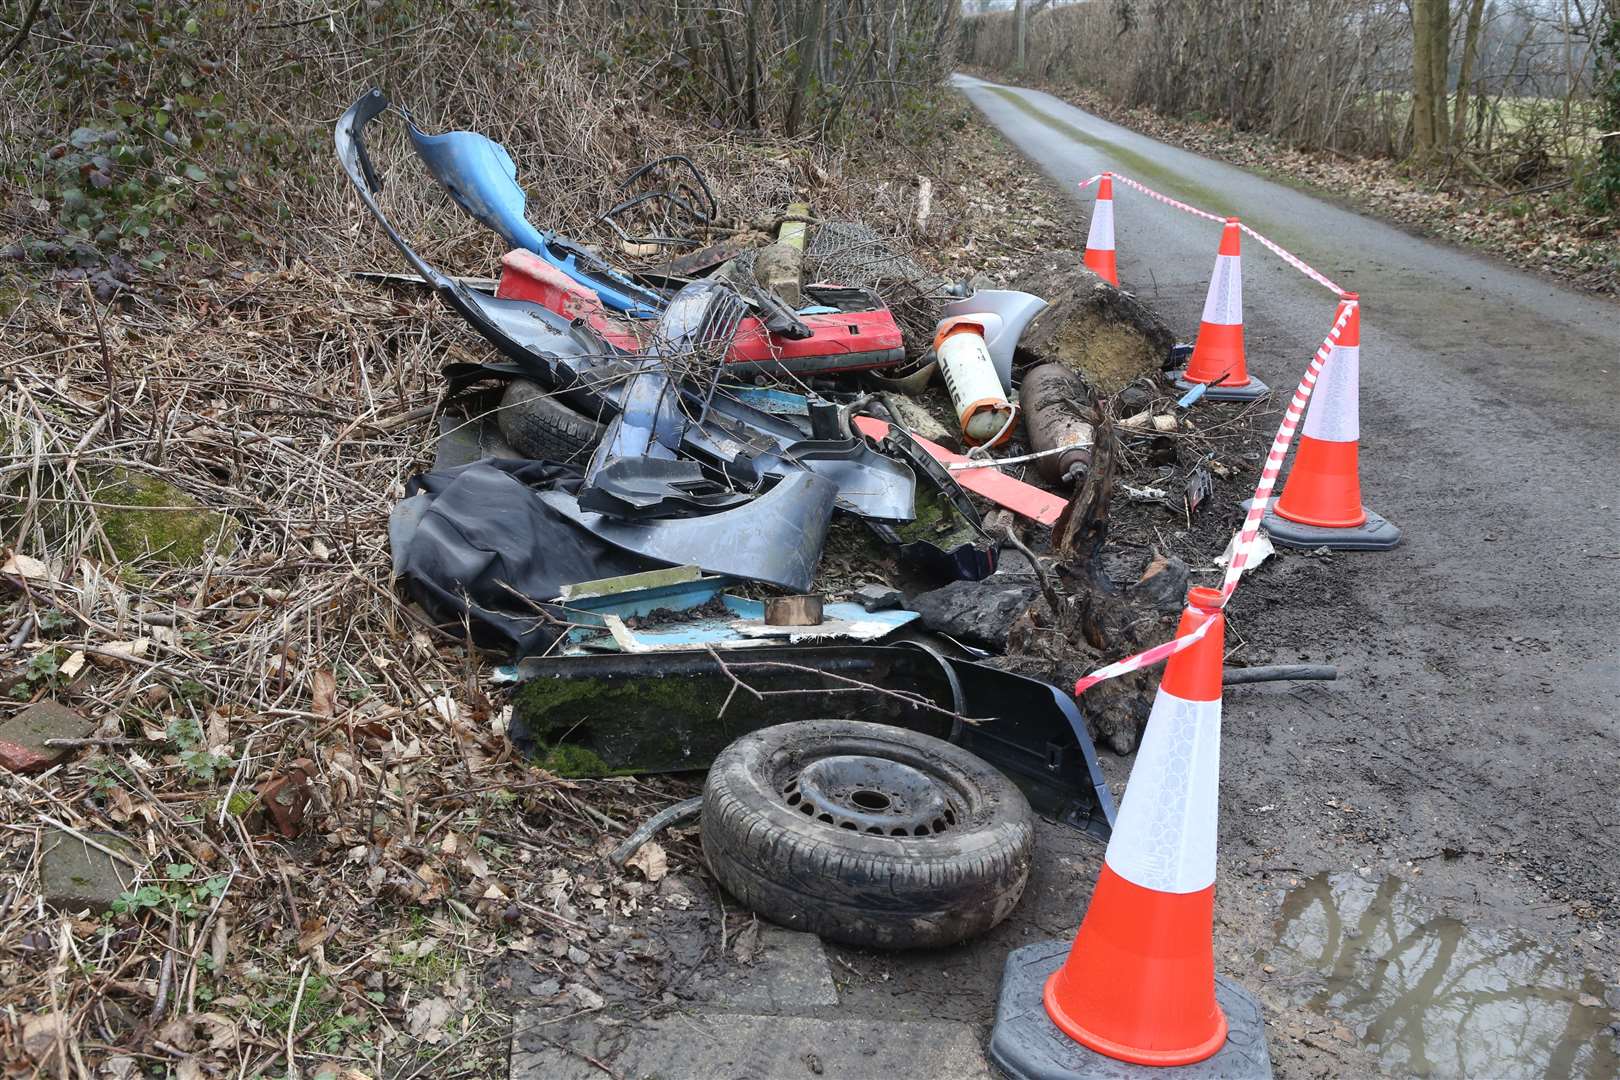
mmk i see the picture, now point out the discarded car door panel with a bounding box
[506,644,1115,840]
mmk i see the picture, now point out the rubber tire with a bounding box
[701,719,1035,949]
[496,378,606,463]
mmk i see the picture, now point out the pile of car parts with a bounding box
[336,87,1139,951]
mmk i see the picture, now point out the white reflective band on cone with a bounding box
[1300,343,1360,443]
[1086,199,1114,250]
[1102,690,1220,894]
[938,331,1011,440]
[1200,255,1243,326]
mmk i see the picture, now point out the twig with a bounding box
[286,959,311,1080]
[0,0,43,64]
[82,282,120,438]
[150,915,181,1022]
[703,648,975,725]
[1001,525,1064,620]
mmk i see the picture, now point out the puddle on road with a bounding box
[1268,873,1619,1079]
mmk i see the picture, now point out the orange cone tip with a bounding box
[1042,586,1228,1066]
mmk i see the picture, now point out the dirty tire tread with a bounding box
[496,378,606,463]
[701,719,1035,949]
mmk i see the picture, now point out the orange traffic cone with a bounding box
[987,587,1271,1079]
[1082,174,1118,286]
[1264,294,1400,550]
[1173,218,1268,402]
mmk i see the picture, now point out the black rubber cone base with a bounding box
[1261,505,1401,551]
[1171,372,1270,402]
[987,941,1272,1080]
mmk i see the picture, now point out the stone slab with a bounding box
[0,702,95,774]
[512,1011,993,1080]
[40,829,142,914]
[701,926,839,1012]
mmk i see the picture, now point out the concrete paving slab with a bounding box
[703,926,839,1012]
[511,1010,993,1080]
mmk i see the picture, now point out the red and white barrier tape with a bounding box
[1076,172,1346,296]
[1072,300,1356,695]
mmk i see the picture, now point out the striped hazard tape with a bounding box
[1076,172,1346,297]
[1072,300,1357,695]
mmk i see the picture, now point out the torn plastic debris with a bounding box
[497,250,906,378]
[540,469,837,594]
[863,420,999,582]
[577,279,752,519]
[502,643,1115,839]
[334,89,916,525]
[548,570,917,651]
[402,106,667,317]
[587,595,919,653]
[853,416,1068,526]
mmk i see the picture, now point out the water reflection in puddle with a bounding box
[1269,873,1618,1079]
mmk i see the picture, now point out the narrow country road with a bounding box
[950,74,1620,1076]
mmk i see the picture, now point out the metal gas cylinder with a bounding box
[936,320,1016,448]
[1019,363,1095,485]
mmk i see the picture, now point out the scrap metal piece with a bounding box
[539,471,837,593]
[507,644,1115,838]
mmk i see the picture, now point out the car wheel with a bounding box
[701,719,1035,949]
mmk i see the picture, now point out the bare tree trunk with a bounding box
[1410,0,1451,164]
[784,0,827,137]
[1450,0,1487,149]
[1015,0,1027,71]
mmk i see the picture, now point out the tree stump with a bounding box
[1008,253,1175,393]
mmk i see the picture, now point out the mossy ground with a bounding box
[91,468,236,567]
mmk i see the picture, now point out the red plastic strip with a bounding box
[852,416,1067,526]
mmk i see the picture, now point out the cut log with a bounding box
[1007,253,1175,393]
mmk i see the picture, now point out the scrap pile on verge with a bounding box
[0,85,1285,1074]
[330,88,1269,950]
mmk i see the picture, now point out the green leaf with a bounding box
[181,163,208,182]
[166,863,194,879]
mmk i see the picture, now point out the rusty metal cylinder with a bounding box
[1019,363,1095,486]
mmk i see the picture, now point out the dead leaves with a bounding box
[310,668,338,718]
[624,840,668,883]
[405,996,455,1043]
